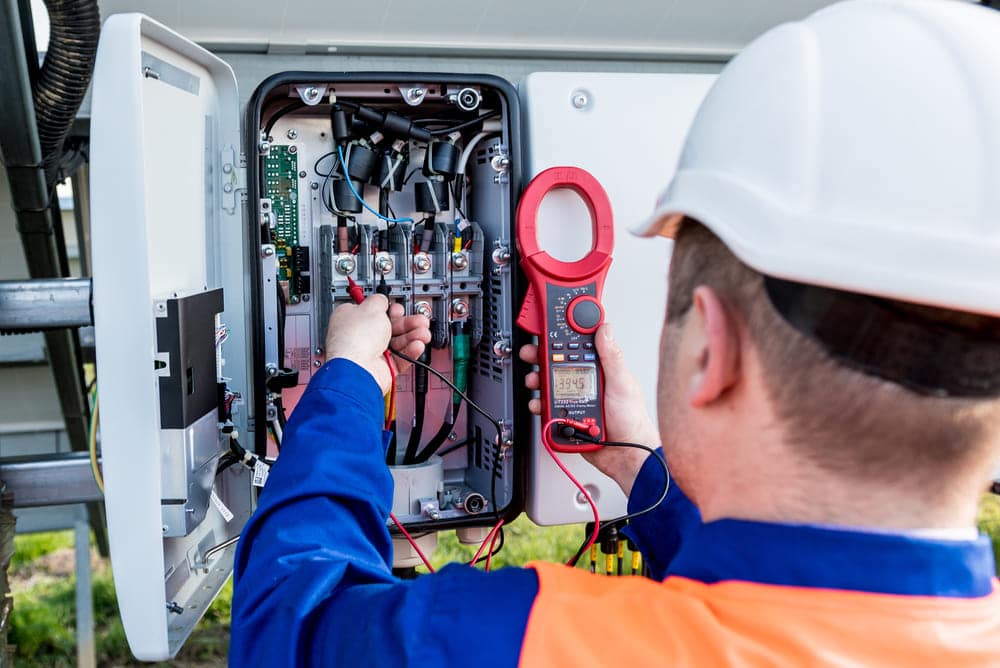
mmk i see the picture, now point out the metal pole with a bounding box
[74,518,96,668]
[0,278,93,332]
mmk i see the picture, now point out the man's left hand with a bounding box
[325,295,431,393]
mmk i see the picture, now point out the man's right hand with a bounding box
[519,323,660,496]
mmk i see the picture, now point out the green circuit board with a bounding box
[263,146,300,286]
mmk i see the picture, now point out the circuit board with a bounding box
[263,145,303,295]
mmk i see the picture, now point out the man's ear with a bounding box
[688,286,741,407]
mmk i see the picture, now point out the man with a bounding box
[231,0,1000,664]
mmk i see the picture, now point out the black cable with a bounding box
[566,441,670,568]
[430,110,501,136]
[434,438,469,458]
[403,389,427,464]
[389,347,506,516]
[264,100,306,139]
[412,402,457,464]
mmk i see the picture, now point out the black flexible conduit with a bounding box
[33,0,100,179]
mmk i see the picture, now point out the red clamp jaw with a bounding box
[515,167,614,453]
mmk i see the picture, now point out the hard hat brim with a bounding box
[630,207,684,239]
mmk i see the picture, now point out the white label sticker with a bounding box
[252,460,270,487]
[210,488,234,523]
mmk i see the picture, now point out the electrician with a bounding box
[230,1,1000,664]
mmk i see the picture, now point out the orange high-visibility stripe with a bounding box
[520,562,1000,667]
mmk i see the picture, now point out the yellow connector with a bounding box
[605,553,615,576]
[453,237,463,253]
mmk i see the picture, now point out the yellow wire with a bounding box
[89,392,104,494]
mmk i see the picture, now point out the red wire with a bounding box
[541,418,601,566]
[389,512,436,572]
[469,518,504,566]
[485,522,503,572]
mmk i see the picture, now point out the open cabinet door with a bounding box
[520,72,716,525]
[89,14,252,660]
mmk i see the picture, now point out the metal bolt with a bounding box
[407,87,425,101]
[375,254,395,275]
[262,246,275,257]
[492,247,510,266]
[299,170,307,178]
[493,339,512,358]
[412,252,432,274]
[451,252,469,271]
[335,254,356,275]
[258,140,271,153]
[302,293,310,302]
[490,155,510,171]
[265,364,279,377]
[313,360,322,367]
[414,301,432,319]
[451,299,469,318]
[287,128,298,140]
[223,183,233,193]
[448,431,458,441]
[222,163,233,174]
[305,86,319,99]
[288,145,298,154]
[310,181,319,190]
[571,89,591,109]
[314,347,324,355]
[290,295,300,304]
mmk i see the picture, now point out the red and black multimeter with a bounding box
[516,167,614,453]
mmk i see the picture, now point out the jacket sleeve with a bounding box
[621,448,702,580]
[229,359,538,667]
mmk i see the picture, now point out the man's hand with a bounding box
[325,296,431,394]
[520,323,660,495]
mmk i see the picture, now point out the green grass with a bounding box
[7,499,1000,665]
[11,531,73,569]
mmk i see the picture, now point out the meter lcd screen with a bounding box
[552,365,597,401]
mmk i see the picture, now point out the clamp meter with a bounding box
[516,167,614,453]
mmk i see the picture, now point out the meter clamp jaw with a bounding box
[515,167,614,453]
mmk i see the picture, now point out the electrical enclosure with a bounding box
[90,14,527,661]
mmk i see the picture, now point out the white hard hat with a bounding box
[636,0,1000,317]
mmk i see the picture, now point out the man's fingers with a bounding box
[525,371,540,390]
[391,314,430,337]
[361,293,389,312]
[528,398,541,415]
[388,302,405,320]
[392,327,432,347]
[519,344,538,364]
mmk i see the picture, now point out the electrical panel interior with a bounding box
[250,77,522,539]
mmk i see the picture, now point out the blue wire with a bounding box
[337,145,414,225]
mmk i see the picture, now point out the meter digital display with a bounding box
[552,366,598,401]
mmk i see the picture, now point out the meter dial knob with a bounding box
[566,296,604,334]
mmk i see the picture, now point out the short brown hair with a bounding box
[666,221,1000,481]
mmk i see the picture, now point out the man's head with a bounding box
[657,220,1000,527]
[638,0,1000,528]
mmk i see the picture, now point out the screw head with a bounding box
[314,347,324,355]
[262,246,275,257]
[258,140,271,153]
[313,360,322,368]
[287,128,298,140]
[222,163,233,174]
[288,145,298,154]
[305,86,319,98]
[290,295,300,304]
[302,293,310,302]
[310,181,319,190]
[451,299,469,318]
[375,255,395,274]
[571,89,592,110]
[412,253,432,274]
[299,170,307,178]
[414,301,432,318]
[451,252,469,270]
[336,254,357,275]
[408,87,425,101]
[223,183,233,193]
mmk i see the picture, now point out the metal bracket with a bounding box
[0,278,93,333]
[221,146,244,215]
[294,84,327,106]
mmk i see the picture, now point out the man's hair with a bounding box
[666,220,1000,480]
